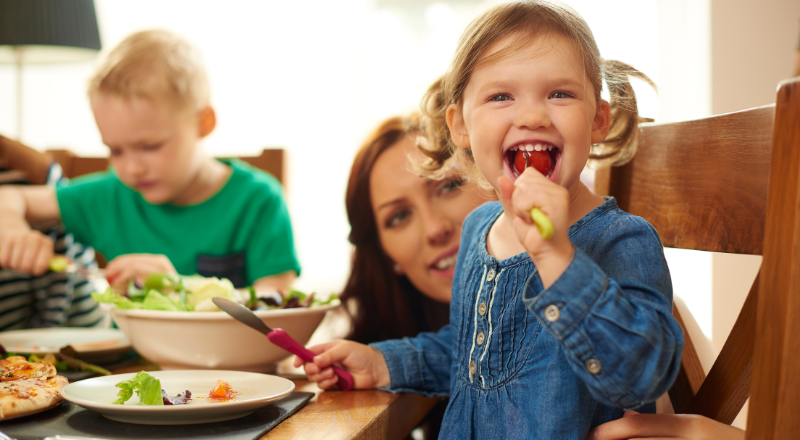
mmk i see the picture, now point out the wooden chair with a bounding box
[46,148,285,185]
[594,77,800,437]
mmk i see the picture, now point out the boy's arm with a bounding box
[0,185,61,226]
[252,270,296,292]
[0,186,62,274]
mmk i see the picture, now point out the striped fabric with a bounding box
[0,163,107,330]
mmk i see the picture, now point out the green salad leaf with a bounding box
[112,371,163,405]
[91,289,139,309]
[141,290,186,311]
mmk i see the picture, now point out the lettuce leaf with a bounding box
[141,290,185,311]
[112,371,163,405]
[91,288,140,309]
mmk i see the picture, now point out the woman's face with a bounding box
[370,136,488,303]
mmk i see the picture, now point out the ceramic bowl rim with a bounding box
[102,303,340,320]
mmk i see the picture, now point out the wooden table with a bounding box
[111,359,439,439]
[263,378,440,440]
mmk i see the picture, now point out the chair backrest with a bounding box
[594,77,800,437]
[46,148,286,186]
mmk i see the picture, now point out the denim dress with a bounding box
[371,199,684,439]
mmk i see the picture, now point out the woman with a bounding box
[341,113,491,344]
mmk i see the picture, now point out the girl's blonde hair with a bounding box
[88,29,210,113]
[419,0,654,183]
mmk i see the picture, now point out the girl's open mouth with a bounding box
[506,143,559,179]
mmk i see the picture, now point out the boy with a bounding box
[0,30,300,291]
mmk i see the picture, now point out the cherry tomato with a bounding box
[513,150,552,176]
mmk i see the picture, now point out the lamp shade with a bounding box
[0,0,101,63]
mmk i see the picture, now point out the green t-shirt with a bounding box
[56,160,300,287]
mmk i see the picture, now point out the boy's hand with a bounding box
[497,169,573,287]
[0,229,54,276]
[587,410,746,440]
[104,254,177,288]
[292,340,390,390]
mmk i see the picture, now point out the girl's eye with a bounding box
[550,91,572,99]
[385,209,411,229]
[489,94,511,102]
[109,149,123,157]
[438,178,464,196]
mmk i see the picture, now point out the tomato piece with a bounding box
[514,150,527,174]
[513,150,552,176]
[209,380,233,400]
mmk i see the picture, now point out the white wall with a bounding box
[0,0,661,295]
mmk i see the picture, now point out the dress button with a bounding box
[478,303,487,316]
[486,269,495,282]
[469,361,476,375]
[586,359,602,374]
[544,305,560,322]
[477,332,485,345]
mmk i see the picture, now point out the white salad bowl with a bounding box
[105,304,338,372]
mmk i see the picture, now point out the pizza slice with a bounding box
[0,355,68,420]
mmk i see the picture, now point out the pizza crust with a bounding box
[0,356,68,420]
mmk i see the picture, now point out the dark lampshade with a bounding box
[0,0,101,63]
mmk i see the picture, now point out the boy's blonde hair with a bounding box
[419,0,655,184]
[88,29,210,113]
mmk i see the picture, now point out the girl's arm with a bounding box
[294,326,454,395]
[524,217,683,409]
[293,339,390,390]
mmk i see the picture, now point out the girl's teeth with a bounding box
[525,144,533,151]
[534,144,542,151]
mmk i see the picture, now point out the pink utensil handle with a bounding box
[267,328,355,391]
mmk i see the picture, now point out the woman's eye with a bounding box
[385,210,411,228]
[439,178,464,196]
[550,91,572,99]
[489,94,511,102]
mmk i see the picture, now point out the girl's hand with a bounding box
[0,229,54,276]
[293,339,390,390]
[104,253,177,288]
[497,170,573,287]
[587,410,746,440]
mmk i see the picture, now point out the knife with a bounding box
[212,297,355,391]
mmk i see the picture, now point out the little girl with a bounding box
[296,1,683,438]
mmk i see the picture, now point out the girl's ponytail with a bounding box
[590,60,656,168]
[417,76,457,180]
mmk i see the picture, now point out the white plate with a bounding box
[0,328,131,356]
[60,370,295,425]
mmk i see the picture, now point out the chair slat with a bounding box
[748,79,800,439]
[668,306,707,414]
[687,271,760,423]
[608,106,774,254]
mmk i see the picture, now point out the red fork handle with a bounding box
[267,328,354,391]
